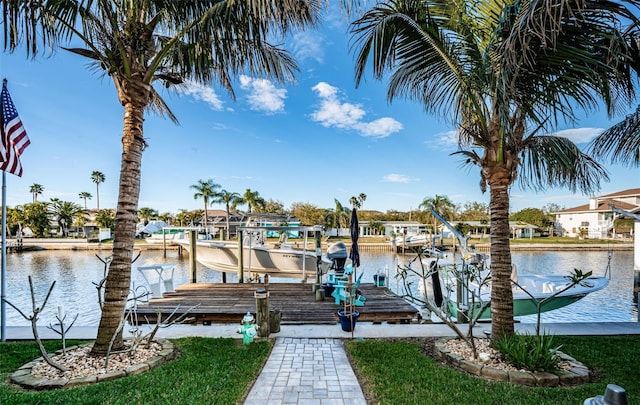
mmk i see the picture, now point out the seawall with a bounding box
[8,238,634,253]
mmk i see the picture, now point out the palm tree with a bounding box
[419,195,456,235]
[78,192,92,210]
[3,1,322,354]
[349,193,367,209]
[158,212,174,226]
[49,198,84,237]
[72,210,89,238]
[94,209,116,230]
[242,189,266,214]
[29,184,43,203]
[191,179,221,236]
[350,0,638,340]
[91,171,105,210]
[214,189,242,239]
[325,199,350,237]
[137,207,158,225]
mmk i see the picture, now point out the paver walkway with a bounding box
[244,338,367,405]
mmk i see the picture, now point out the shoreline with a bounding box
[6,238,634,252]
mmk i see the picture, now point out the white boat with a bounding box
[416,207,610,320]
[145,229,187,244]
[392,233,428,247]
[439,265,610,320]
[175,227,331,279]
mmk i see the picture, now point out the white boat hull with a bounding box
[145,233,184,244]
[176,239,329,279]
[444,274,610,320]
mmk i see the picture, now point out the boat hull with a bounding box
[175,240,328,279]
[444,275,609,320]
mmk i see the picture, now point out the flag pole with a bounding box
[1,170,6,341]
[0,78,6,341]
[0,78,31,341]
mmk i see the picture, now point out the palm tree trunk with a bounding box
[489,183,514,340]
[226,203,231,240]
[204,202,209,236]
[92,100,145,354]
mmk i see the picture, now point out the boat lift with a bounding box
[429,206,470,255]
[236,224,325,283]
[610,204,640,304]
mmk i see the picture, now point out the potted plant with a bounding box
[337,308,359,332]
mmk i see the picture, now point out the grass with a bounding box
[3,335,637,404]
[345,335,639,405]
[0,337,271,405]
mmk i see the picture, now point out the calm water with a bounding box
[2,249,637,326]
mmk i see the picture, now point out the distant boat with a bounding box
[175,229,331,279]
[391,233,433,248]
[144,229,187,244]
[390,232,451,250]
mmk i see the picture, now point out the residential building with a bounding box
[554,188,640,238]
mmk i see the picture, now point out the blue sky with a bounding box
[0,6,638,216]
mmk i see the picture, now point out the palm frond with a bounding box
[588,106,640,167]
[520,135,609,194]
[499,0,640,119]
[147,87,179,125]
[350,0,491,132]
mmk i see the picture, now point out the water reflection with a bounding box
[2,249,637,326]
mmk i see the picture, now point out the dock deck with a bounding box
[133,282,418,325]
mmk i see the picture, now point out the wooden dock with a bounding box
[133,282,418,325]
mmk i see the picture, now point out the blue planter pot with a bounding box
[322,283,335,297]
[373,274,386,287]
[337,309,359,332]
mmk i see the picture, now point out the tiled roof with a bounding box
[600,188,640,198]
[557,199,639,214]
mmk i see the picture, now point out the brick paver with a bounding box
[244,338,367,405]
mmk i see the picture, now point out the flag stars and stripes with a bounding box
[1,80,31,177]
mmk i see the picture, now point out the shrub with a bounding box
[493,333,561,372]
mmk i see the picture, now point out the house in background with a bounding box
[554,188,640,238]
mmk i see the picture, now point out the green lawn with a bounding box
[3,335,637,404]
[345,336,639,405]
[0,338,271,405]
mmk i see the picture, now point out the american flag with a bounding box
[1,80,30,177]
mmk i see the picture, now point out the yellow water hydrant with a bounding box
[238,312,258,345]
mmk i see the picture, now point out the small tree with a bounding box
[95,209,116,230]
[396,249,490,359]
[22,202,51,237]
[3,277,68,371]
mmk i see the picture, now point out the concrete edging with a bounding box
[434,338,592,387]
[10,338,176,390]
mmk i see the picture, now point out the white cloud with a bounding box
[239,75,287,114]
[382,173,419,183]
[423,127,603,150]
[310,82,403,138]
[553,128,603,144]
[425,130,459,150]
[292,31,325,63]
[179,80,224,110]
[357,118,404,138]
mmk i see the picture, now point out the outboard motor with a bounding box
[327,241,348,277]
